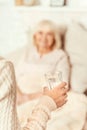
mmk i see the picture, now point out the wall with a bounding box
[0,2,87,56]
[0,6,27,56]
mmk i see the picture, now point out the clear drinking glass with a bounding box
[44,71,62,90]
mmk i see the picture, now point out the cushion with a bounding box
[65,22,87,93]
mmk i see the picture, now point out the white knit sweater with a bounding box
[0,59,57,130]
[16,48,70,93]
[0,59,20,130]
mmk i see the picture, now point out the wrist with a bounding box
[37,96,57,111]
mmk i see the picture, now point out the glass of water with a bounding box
[44,71,62,90]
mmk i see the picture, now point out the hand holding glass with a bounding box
[45,71,62,90]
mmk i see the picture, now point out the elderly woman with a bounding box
[16,20,70,103]
[14,20,87,130]
[0,57,68,130]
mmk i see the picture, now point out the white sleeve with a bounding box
[0,60,16,101]
[22,96,57,130]
[56,52,70,88]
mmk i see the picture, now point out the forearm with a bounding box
[27,92,43,100]
[17,88,43,105]
[22,96,57,130]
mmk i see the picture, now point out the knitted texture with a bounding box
[0,59,56,130]
[0,59,20,130]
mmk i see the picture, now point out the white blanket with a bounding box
[17,91,87,130]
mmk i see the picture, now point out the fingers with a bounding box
[54,82,68,93]
[61,88,68,96]
[43,87,49,92]
[43,82,68,108]
[57,100,67,107]
[57,82,67,89]
[43,82,67,92]
[56,94,67,102]
[56,95,68,107]
[60,94,68,100]
[53,83,68,96]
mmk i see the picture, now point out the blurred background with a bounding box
[0,0,87,56]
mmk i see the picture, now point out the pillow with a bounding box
[65,22,87,93]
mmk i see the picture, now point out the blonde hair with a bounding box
[31,20,62,49]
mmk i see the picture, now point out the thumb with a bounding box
[43,87,49,92]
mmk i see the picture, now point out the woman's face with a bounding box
[34,25,55,51]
